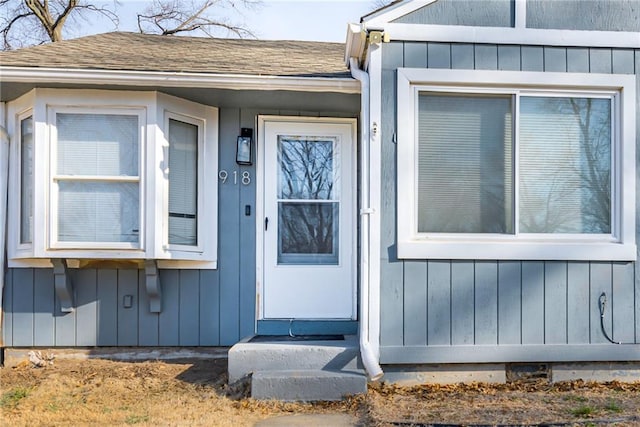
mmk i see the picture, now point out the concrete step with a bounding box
[228,335,360,383]
[251,369,367,401]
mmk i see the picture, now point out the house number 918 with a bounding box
[219,170,251,185]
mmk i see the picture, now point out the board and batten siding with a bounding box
[2,104,357,347]
[379,41,640,364]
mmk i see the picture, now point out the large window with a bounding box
[397,69,636,260]
[7,89,218,267]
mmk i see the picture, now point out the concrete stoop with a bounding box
[252,369,367,401]
[228,335,367,401]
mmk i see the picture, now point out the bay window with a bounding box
[7,89,218,267]
[397,69,635,260]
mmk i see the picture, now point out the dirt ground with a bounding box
[1,357,639,426]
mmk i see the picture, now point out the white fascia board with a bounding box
[345,23,367,65]
[0,67,360,94]
[372,23,640,48]
[363,0,438,26]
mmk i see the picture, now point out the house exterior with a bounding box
[1,0,639,385]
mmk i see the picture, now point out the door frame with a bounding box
[255,115,358,321]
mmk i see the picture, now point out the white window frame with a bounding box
[164,111,204,253]
[397,68,636,261]
[7,89,219,268]
[48,106,146,250]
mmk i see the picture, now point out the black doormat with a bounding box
[249,335,344,343]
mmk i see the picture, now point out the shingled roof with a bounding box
[0,32,351,78]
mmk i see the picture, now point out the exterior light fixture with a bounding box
[236,127,253,165]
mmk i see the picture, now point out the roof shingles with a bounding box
[0,32,351,78]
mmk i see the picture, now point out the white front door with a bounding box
[258,117,356,319]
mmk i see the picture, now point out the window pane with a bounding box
[58,182,139,243]
[519,97,611,233]
[417,93,513,233]
[20,116,33,244]
[168,119,198,246]
[278,202,338,265]
[278,136,336,200]
[57,113,138,176]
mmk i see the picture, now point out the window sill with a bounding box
[8,257,217,270]
[397,240,637,261]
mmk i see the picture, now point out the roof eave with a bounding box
[0,66,360,94]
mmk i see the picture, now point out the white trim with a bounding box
[397,68,636,261]
[514,0,526,29]
[367,45,383,362]
[0,67,360,94]
[363,0,438,25]
[370,23,640,48]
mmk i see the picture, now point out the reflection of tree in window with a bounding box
[277,137,338,260]
[519,97,611,234]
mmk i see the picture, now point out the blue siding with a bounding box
[527,0,640,32]
[394,0,515,27]
[379,42,640,364]
[2,101,358,347]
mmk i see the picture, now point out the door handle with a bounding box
[265,217,269,231]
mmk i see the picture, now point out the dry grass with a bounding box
[1,357,639,426]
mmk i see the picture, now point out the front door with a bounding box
[258,117,356,319]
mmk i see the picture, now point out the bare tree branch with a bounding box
[1,0,118,50]
[137,0,257,38]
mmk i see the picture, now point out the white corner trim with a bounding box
[375,23,640,48]
[515,0,526,29]
[363,0,438,25]
[0,67,360,94]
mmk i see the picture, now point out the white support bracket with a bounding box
[52,259,74,313]
[145,260,162,313]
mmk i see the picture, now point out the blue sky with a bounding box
[86,0,377,43]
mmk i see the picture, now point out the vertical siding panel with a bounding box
[474,261,498,345]
[612,49,635,74]
[612,262,635,343]
[199,270,220,345]
[75,269,97,346]
[521,46,544,71]
[403,261,427,346]
[179,270,200,346]
[521,262,544,344]
[451,44,474,69]
[567,262,590,344]
[218,107,241,345]
[380,42,404,348]
[427,43,451,68]
[497,45,521,71]
[33,269,55,346]
[96,269,117,346]
[427,260,451,345]
[589,48,613,73]
[474,44,498,70]
[12,269,34,346]
[117,269,139,346]
[498,261,521,344]
[158,269,180,345]
[404,42,428,68]
[3,270,13,345]
[566,48,590,72]
[239,108,257,339]
[636,50,640,344]
[451,261,474,345]
[590,262,613,344]
[138,269,159,346]
[544,261,567,344]
[543,47,567,72]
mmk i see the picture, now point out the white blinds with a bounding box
[417,93,513,233]
[20,116,33,244]
[55,113,140,243]
[168,118,198,246]
[519,97,611,233]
